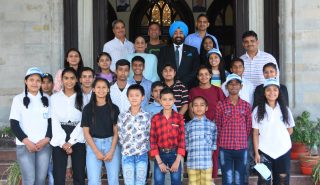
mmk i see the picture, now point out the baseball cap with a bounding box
[225,73,242,85]
[263,78,280,88]
[25,67,44,77]
[207,48,222,58]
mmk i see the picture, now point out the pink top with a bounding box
[53,69,63,92]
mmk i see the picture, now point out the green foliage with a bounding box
[1,161,21,185]
[292,111,320,148]
[313,160,320,185]
[0,127,14,138]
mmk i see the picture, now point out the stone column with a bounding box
[248,0,264,50]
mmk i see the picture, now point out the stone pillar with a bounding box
[248,0,264,50]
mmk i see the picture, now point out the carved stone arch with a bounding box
[129,0,194,43]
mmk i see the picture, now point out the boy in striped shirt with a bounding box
[186,96,217,185]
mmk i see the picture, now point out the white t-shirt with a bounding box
[222,77,254,106]
[252,103,295,159]
[110,82,131,113]
[9,92,51,145]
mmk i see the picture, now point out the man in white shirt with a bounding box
[240,30,279,88]
[110,59,131,113]
[103,19,134,71]
[221,58,254,106]
[79,67,94,106]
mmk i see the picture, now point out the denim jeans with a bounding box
[16,144,51,185]
[86,137,121,185]
[122,152,148,185]
[219,148,248,185]
[257,150,291,185]
[154,149,182,185]
[47,156,54,185]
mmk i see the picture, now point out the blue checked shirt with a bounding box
[185,116,217,170]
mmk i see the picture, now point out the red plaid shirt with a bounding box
[150,110,186,157]
[215,97,252,150]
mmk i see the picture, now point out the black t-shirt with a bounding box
[81,103,120,138]
[146,43,166,59]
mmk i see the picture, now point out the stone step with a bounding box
[0,175,313,185]
[0,148,16,162]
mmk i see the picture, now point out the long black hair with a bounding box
[206,51,227,83]
[96,52,112,73]
[64,48,84,79]
[89,78,116,125]
[61,67,83,111]
[23,74,49,108]
[200,36,217,65]
[256,85,289,125]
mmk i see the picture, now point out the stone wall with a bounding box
[0,0,64,127]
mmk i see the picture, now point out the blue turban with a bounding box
[169,21,189,38]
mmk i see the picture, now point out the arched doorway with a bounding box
[106,1,117,41]
[129,0,194,43]
[207,0,234,69]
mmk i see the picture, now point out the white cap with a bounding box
[207,48,222,58]
[263,78,280,88]
[225,73,242,84]
[25,67,43,77]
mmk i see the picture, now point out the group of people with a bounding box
[9,14,295,185]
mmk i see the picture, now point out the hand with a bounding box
[170,159,180,172]
[66,147,73,155]
[22,138,37,152]
[158,163,167,173]
[35,138,50,151]
[104,150,114,161]
[255,153,261,164]
[95,151,104,160]
[62,142,72,151]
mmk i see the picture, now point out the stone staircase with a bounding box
[0,147,314,185]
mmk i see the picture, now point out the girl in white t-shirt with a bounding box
[252,78,295,185]
[9,67,52,185]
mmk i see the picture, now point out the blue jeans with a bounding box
[16,144,51,185]
[122,152,148,185]
[154,149,182,185]
[86,137,121,185]
[47,156,54,185]
[219,148,248,185]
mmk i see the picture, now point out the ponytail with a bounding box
[39,88,49,107]
[23,84,30,108]
[75,82,83,111]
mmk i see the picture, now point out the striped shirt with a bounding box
[164,80,189,111]
[240,50,279,88]
[185,116,217,170]
[215,97,252,150]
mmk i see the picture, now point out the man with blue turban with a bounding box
[158,20,200,89]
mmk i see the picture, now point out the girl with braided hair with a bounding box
[9,67,52,185]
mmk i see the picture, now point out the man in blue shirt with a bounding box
[184,14,219,54]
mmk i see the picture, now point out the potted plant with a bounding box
[1,161,21,185]
[313,160,320,185]
[291,111,314,159]
[299,115,320,175]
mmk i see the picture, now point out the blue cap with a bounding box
[169,21,188,38]
[207,48,222,58]
[225,73,242,85]
[25,67,44,77]
[263,78,280,88]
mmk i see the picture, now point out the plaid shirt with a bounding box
[150,110,186,157]
[185,116,217,170]
[164,80,188,111]
[215,97,252,150]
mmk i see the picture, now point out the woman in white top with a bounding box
[50,67,86,185]
[9,67,52,185]
[252,78,295,185]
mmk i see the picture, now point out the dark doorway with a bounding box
[129,0,194,43]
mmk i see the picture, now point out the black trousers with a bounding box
[52,143,86,185]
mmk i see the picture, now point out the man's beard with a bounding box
[173,36,185,45]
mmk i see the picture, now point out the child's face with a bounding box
[160,93,175,110]
[208,53,220,68]
[80,70,94,89]
[263,66,277,79]
[162,66,176,81]
[93,80,109,99]
[152,85,164,102]
[62,72,77,90]
[203,38,214,52]
[264,85,279,103]
[41,78,53,95]
[192,98,208,117]
[67,51,80,67]
[25,74,42,95]
[197,68,211,85]
[116,65,130,81]
[230,61,244,77]
[132,61,144,76]
[226,80,242,95]
[134,36,147,53]
[98,55,111,70]
[128,89,144,107]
